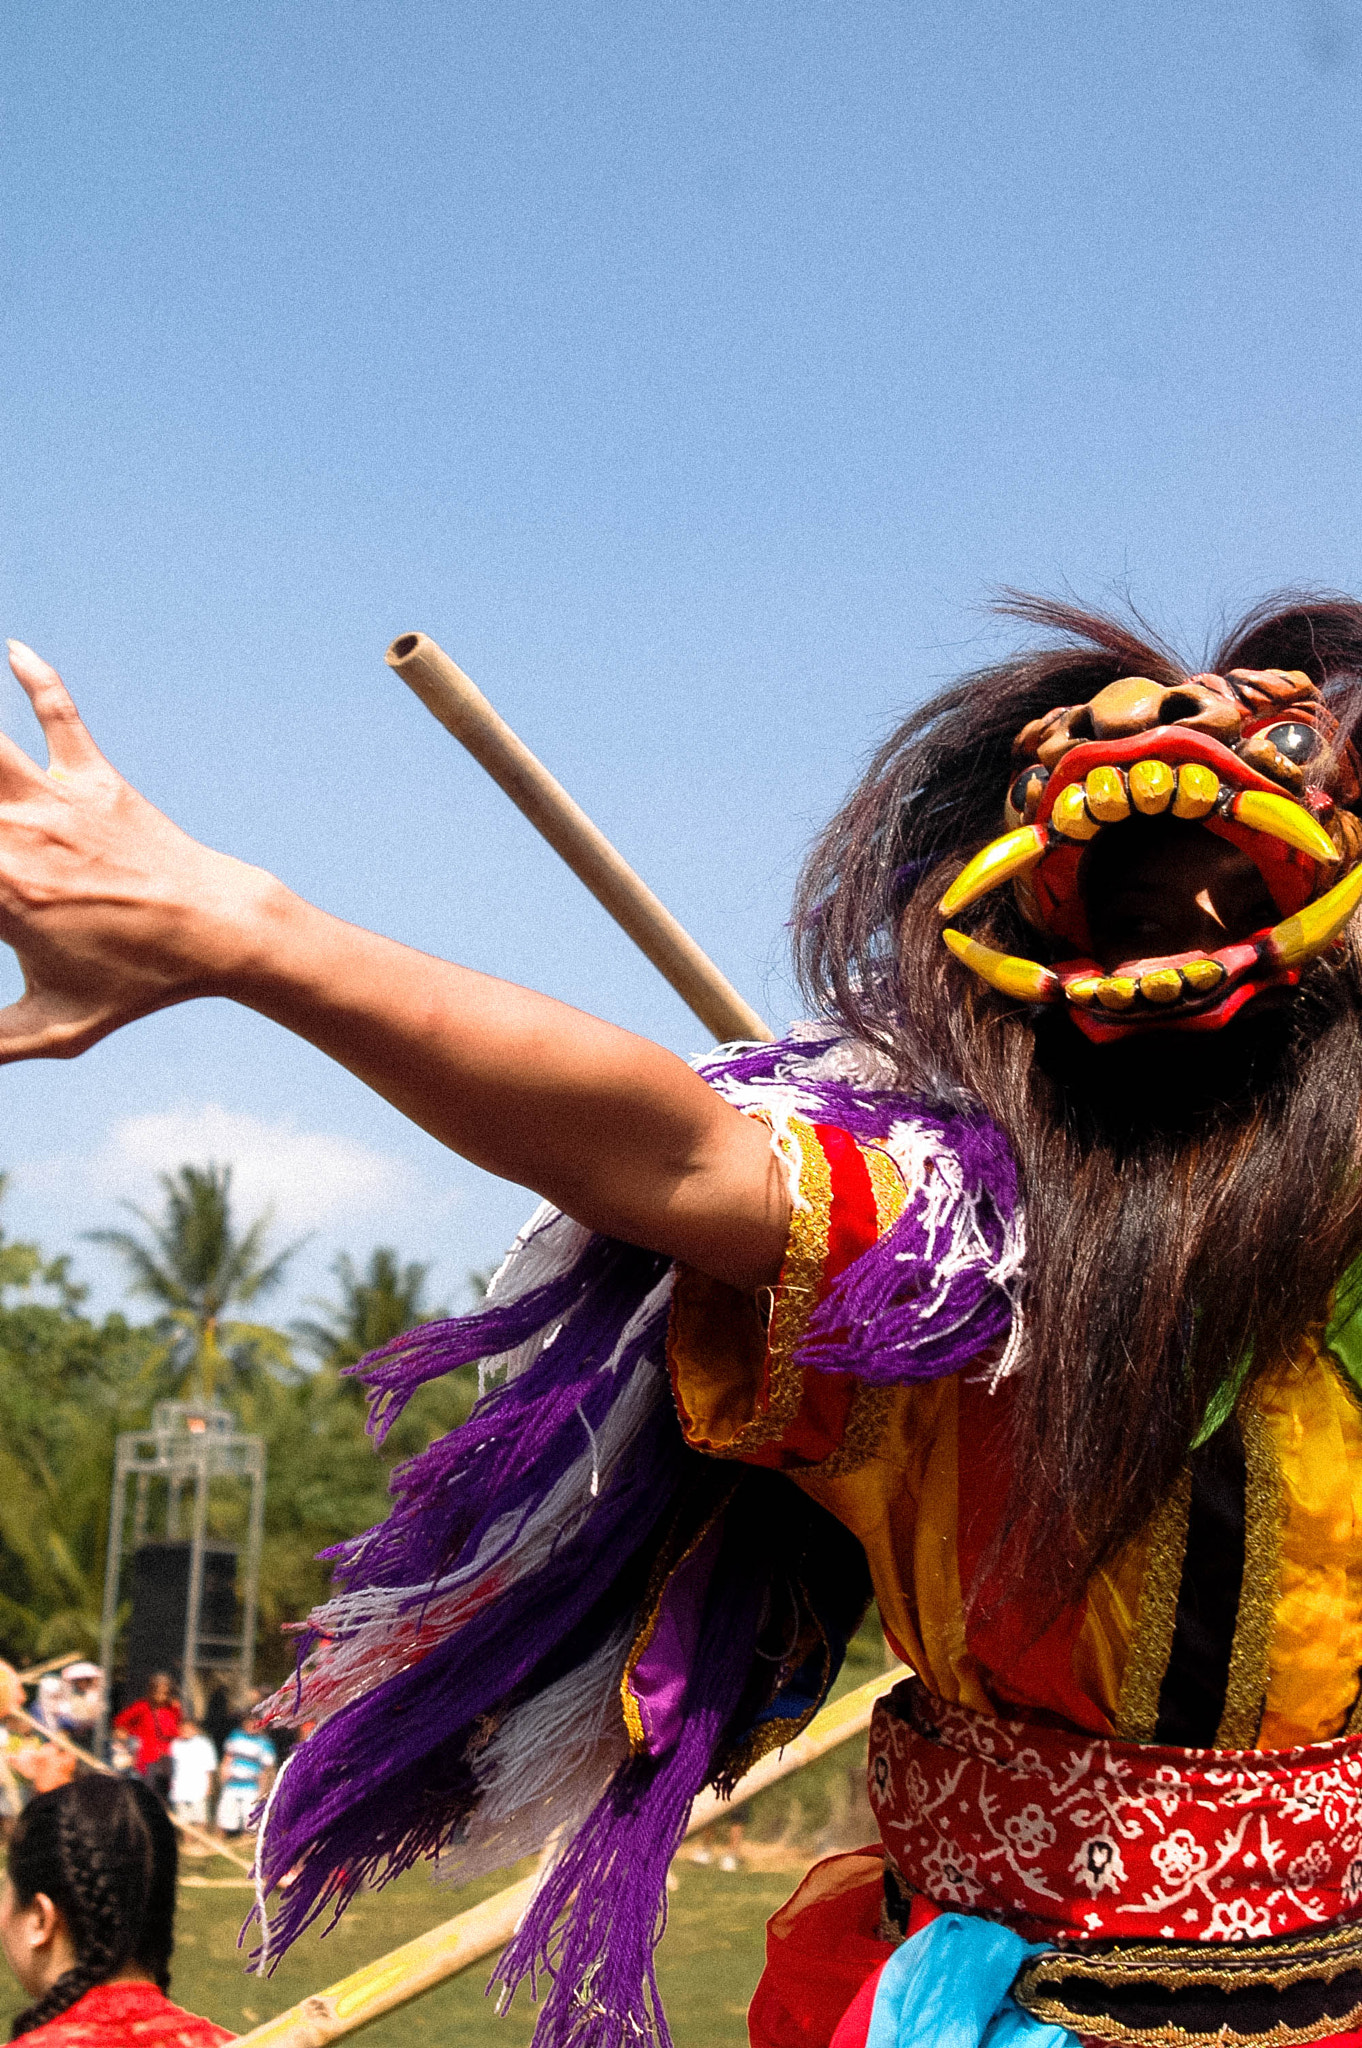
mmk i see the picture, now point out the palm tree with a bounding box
[292,1247,444,1372]
[89,1164,304,1402]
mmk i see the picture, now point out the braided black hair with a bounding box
[7,1774,177,2038]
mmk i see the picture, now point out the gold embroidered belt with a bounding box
[1013,1922,1362,2045]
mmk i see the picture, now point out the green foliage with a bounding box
[0,1169,483,1677]
[88,1163,305,1403]
[293,1247,446,1371]
[0,1179,166,1662]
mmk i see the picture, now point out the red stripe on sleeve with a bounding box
[752,1124,881,1469]
[814,1123,881,1281]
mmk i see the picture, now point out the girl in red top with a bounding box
[110,1678,180,1806]
[0,1775,232,2048]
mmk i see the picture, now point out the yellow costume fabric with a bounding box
[668,1117,1362,1749]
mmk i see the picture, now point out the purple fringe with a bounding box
[356,1229,637,1445]
[253,1028,1021,2047]
[259,1394,681,1951]
[255,1236,674,1950]
[496,1542,763,2048]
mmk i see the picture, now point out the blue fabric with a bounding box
[864,1915,1080,2048]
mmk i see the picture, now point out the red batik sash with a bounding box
[871,1677,1362,1947]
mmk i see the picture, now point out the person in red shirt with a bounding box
[0,1772,232,2048]
[110,1678,179,1805]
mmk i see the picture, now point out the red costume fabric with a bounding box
[871,1677,1362,1945]
[747,1849,897,2048]
[12,1983,232,2048]
[748,1851,941,2048]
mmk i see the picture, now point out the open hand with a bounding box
[0,642,271,1061]
[0,645,787,1285]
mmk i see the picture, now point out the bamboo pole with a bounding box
[16,1652,85,1685]
[9,1705,254,1874]
[233,1664,905,2048]
[385,633,773,1046]
[683,1665,904,1835]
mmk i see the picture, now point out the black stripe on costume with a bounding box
[1022,1962,1362,2044]
[1153,1417,1246,1747]
[1015,1920,1362,2046]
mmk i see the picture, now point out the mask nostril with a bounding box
[1159,690,1207,724]
[1067,706,1095,740]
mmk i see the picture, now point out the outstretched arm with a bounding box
[0,642,789,1290]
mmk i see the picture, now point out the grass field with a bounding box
[170,1855,800,2048]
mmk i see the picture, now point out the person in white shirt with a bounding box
[168,1716,217,1828]
[57,1661,103,1753]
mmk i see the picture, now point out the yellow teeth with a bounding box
[1051,785,1100,840]
[980,764,1337,876]
[1046,760,1225,837]
[1229,788,1339,865]
[1172,762,1220,819]
[941,928,1061,1002]
[1268,861,1362,967]
[1139,968,1184,1005]
[1129,758,1176,814]
[938,824,1048,915]
[1083,766,1130,823]
[1062,957,1228,1010]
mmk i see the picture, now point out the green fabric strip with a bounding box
[1193,1253,1362,1445]
[1326,1254,1362,1401]
[1194,1365,1246,1448]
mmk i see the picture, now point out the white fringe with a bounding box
[287,1293,674,1724]
[704,1025,903,1217]
[880,1117,1027,1390]
[433,1622,633,1889]
[705,1032,1027,1385]
[478,1205,596,1397]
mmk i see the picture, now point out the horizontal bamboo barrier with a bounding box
[234,1664,905,2048]
[386,632,773,1046]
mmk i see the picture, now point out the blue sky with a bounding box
[1,0,1360,1322]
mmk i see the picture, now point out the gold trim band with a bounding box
[1016,1919,1362,2047]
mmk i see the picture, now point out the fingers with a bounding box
[6,641,103,775]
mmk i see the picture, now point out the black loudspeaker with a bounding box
[124,1543,239,1698]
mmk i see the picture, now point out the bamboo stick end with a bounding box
[385,632,426,670]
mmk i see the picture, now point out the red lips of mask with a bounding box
[937,670,1362,1042]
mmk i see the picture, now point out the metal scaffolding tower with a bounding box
[98,1401,266,1731]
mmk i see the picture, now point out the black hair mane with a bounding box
[794,593,1362,1609]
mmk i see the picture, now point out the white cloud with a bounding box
[39,1103,422,1234]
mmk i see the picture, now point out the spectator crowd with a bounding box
[0,1662,278,1847]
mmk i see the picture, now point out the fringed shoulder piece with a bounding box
[253,1026,1020,2048]
[699,1025,1025,1385]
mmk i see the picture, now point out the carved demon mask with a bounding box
[939,667,1362,1043]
